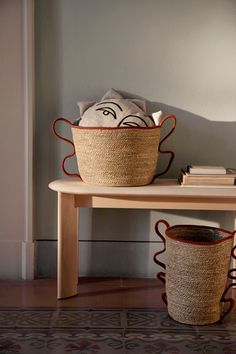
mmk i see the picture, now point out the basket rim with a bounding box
[165,224,235,245]
[71,124,162,131]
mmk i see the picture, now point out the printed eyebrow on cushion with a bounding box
[96,101,123,111]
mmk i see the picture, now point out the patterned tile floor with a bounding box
[0,279,235,353]
[0,307,236,354]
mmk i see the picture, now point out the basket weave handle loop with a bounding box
[220,241,236,321]
[52,118,81,179]
[153,115,176,179]
[153,219,169,305]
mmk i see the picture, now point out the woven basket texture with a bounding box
[71,126,161,186]
[165,226,233,325]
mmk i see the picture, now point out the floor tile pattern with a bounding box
[0,307,235,354]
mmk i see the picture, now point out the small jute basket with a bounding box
[52,116,176,186]
[154,219,236,325]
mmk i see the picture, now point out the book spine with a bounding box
[180,178,235,186]
[179,171,236,185]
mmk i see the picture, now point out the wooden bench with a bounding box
[49,179,236,299]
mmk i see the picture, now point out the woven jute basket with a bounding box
[52,116,176,186]
[154,220,236,325]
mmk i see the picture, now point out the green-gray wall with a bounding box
[35,0,236,277]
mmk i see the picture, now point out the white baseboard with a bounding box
[0,241,22,279]
[0,241,35,280]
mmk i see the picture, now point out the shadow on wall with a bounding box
[148,101,236,178]
[85,97,236,276]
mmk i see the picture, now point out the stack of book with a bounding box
[179,165,236,186]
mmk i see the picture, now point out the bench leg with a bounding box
[57,192,78,299]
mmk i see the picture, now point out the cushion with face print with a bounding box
[75,89,157,127]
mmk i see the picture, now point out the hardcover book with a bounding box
[179,169,236,186]
[187,165,226,175]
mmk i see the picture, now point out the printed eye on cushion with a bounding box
[118,114,155,127]
[96,107,117,119]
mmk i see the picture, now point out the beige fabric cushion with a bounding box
[76,89,156,127]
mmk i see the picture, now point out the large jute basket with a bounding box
[52,115,176,186]
[154,219,236,325]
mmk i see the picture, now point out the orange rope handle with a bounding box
[52,118,81,178]
[153,219,170,306]
[220,243,236,321]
